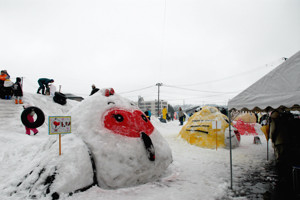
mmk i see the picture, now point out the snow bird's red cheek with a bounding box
[103,109,154,137]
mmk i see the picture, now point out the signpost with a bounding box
[212,120,222,150]
[48,116,71,156]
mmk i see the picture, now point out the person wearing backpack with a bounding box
[13,77,23,104]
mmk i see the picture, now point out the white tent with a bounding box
[228,50,300,111]
[227,50,300,189]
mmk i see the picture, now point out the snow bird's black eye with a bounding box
[113,114,124,122]
[141,115,148,122]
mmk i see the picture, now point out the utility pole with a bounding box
[156,83,163,116]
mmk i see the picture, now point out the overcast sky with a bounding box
[1,0,300,105]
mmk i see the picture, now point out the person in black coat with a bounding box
[90,84,99,96]
[37,78,54,95]
[13,77,23,104]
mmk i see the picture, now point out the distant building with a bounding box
[137,97,168,117]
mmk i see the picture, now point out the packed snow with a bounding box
[0,92,275,200]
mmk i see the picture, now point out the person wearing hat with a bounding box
[90,84,99,96]
[37,78,54,95]
[0,70,12,99]
[0,70,10,86]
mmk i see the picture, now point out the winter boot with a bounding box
[19,99,23,104]
[42,89,45,95]
[37,88,41,94]
[15,99,18,104]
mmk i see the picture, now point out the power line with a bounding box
[163,84,240,94]
[118,85,155,94]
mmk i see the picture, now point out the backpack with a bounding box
[13,83,18,90]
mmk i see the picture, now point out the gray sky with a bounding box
[1,0,300,105]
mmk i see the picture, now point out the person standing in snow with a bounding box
[90,84,99,96]
[162,106,168,123]
[13,77,23,104]
[144,108,151,121]
[37,78,54,95]
[147,108,151,121]
[23,106,38,136]
[0,70,10,85]
[178,107,185,126]
[0,70,12,99]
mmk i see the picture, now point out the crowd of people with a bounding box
[0,70,56,104]
[0,72,57,136]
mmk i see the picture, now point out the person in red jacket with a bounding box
[23,105,38,135]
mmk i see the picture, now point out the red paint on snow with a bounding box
[104,108,154,137]
[234,120,257,135]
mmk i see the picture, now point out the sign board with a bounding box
[212,120,222,130]
[49,116,71,135]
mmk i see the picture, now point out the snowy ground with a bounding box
[0,93,276,200]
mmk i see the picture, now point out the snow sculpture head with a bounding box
[69,88,172,189]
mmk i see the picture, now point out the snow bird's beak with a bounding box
[140,132,155,161]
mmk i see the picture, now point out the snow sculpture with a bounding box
[179,106,240,149]
[69,88,173,189]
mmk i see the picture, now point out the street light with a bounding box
[156,83,163,117]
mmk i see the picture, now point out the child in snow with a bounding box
[23,106,38,136]
[13,77,23,104]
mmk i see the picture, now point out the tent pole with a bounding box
[267,140,269,160]
[228,109,233,189]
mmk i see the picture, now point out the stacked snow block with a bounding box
[53,92,67,105]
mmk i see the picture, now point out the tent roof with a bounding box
[228,50,300,112]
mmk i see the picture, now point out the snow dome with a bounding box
[179,106,240,149]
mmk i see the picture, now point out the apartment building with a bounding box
[137,99,168,117]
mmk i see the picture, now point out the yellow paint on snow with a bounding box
[179,106,229,149]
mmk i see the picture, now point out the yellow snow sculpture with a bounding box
[179,106,229,149]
